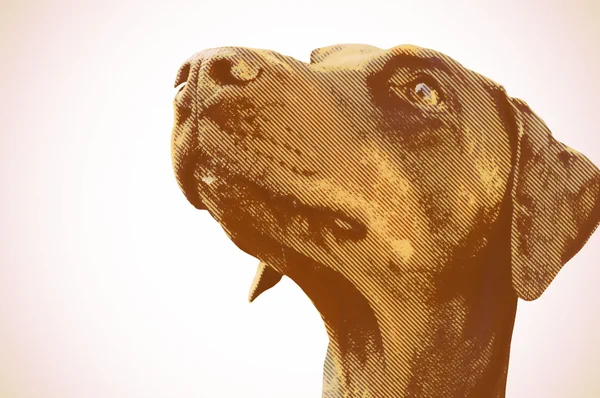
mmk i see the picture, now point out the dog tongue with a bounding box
[248,261,283,303]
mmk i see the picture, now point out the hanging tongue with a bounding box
[248,261,284,302]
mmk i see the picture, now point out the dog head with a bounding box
[171,44,600,341]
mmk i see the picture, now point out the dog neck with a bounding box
[322,286,518,398]
[320,218,518,397]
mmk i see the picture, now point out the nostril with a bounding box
[210,58,261,86]
[174,82,187,98]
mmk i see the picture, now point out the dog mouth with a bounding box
[223,179,369,249]
[176,149,369,250]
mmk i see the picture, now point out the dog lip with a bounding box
[190,155,369,246]
[174,150,209,211]
[175,144,368,245]
[179,179,207,210]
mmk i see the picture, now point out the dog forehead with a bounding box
[310,44,384,67]
[310,43,465,76]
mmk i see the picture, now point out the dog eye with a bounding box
[412,82,440,106]
[390,75,444,107]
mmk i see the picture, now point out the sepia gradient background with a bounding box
[1,0,599,397]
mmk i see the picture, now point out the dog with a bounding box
[171,44,600,397]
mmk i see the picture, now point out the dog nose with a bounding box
[208,55,262,86]
[174,49,263,93]
[173,49,261,127]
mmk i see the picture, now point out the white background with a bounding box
[2,0,599,397]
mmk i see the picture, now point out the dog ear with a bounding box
[506,96,600,301]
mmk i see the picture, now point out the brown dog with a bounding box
[171,44,600,397]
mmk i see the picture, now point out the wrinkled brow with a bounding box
[368,52,455,76]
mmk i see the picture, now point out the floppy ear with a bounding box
[506,96,600,301]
